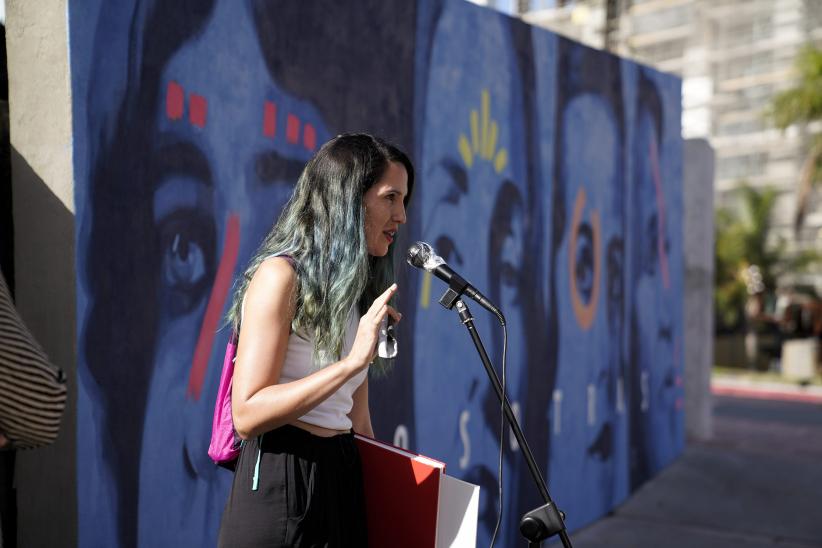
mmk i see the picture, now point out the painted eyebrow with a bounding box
[254,150,308,186]
[439,159,468,204]
[151,140,213,189]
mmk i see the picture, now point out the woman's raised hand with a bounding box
[347,284,402,370]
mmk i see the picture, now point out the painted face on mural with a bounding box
[412,3,530,543]
[549,90,625,521]
[136,1,326,544]
[634,99,682,473]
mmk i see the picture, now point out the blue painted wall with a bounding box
[70,0,683,546]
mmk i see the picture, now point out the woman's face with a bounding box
[136,1,329,545]
[363,161,408,257]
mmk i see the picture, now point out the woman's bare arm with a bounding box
[231,257,397,439]
[348,376,374,437]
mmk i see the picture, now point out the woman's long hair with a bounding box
[226,133,414,369]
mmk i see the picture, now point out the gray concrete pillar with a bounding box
[683,138,714,441]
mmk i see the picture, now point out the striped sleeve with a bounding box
[0,272,66,449]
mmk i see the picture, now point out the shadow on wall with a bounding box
[9,146,77,548]
[1,107,11,290]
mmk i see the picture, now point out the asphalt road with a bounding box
[565,395,822,548]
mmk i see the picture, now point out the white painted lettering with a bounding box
[459,410,471,469]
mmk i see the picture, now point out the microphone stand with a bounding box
[437,284,572,547]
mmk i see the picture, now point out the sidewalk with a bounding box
[566,381,822,548]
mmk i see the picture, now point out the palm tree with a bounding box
[715,185,818,332]
[715,185,775,331]
[766,45,822,233]
[715,184,820,369]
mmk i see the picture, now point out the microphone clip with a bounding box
[437,273,469,311]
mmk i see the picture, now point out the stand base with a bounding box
[520,502,566,543]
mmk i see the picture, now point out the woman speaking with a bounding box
[218,133,413,547]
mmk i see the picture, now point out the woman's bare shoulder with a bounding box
[245,257,298,317]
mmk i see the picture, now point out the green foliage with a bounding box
[715,186,772,330]
[766,45,822,231]
[714,184,820,332]
[767,46,822,130]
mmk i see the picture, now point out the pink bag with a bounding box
[208,330,242,468]
[208,255,295,469]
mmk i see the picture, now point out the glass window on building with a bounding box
[717,118,764,137]
[634,37,688,64]
[718,51,773,81]
[717,15,772,49]
[631,5,692,35]
[717,151,769,180]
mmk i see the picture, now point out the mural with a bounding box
[70,0,682,546]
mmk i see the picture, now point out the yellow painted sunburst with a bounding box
[457,89,508,173]
[419,89,510,310]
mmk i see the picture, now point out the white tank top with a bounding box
[241,262,367,431]
[279,307,367,430]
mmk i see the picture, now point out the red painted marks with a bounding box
[166,81,184,120]
[187,214,241,400]
[649,139,670,289]
[286,114,300,144]
[262,104,315,150]
[189,93,208,128]
[263,101,277,138]
[303,123,316,150]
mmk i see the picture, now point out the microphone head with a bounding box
[407,241,446,271]
[406,241,433,269]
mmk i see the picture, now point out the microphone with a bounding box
[406,241,505,324]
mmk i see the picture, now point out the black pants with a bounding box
[218,425,367,547]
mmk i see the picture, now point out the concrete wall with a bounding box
[6,1,76,546]
[683,138,715,441]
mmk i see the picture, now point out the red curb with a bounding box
[712,385,822,404]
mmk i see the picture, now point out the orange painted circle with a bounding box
[568,188,601,330]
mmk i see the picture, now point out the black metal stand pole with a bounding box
[450,297,572,547]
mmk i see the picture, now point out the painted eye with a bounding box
[574,222,594,304]
[156,210,215,316]
[166,232,204,285]
[607,237,624,331]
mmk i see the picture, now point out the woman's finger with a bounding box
[368,283,398,315]
[386,305,402,324]
[372,303,389,326]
